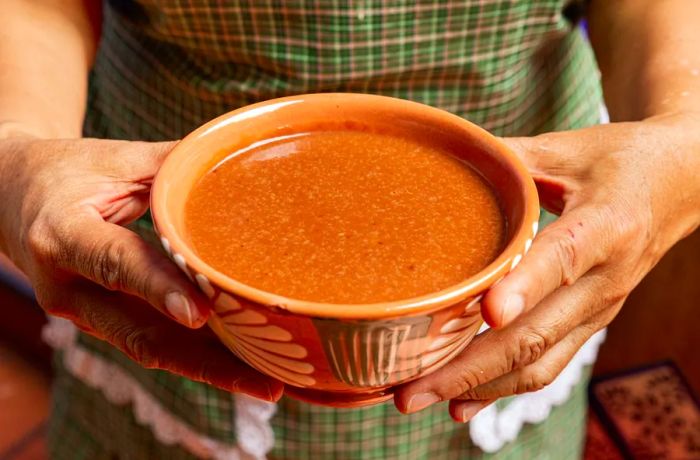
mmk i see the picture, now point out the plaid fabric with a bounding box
[51,0,603,458]
[85,0,601,140]
[49,357,591,460]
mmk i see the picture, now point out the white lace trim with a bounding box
[469,329,606,453]
[43,316,603,457]
[42,316,275,460]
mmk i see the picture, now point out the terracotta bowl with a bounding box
[150,93,539,408]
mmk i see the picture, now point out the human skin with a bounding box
[0,0,282,402]
[1,0,699,417]
[394,0,700,422]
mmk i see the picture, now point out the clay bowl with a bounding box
[150,93,539,408]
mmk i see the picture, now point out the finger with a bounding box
[500,133,582,178]
[52,216,210,328]
[499,136,541,171]
[501,135,580,215]
[61,282,284,401]
[448,399,495,424]
[394,273,604,413]
[101,193,151,225]
[451,322,595,404]
[78,141,178,225]
[482,206,610,328]
[448,322,600,423]
[90,140,178,182]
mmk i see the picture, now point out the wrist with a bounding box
[0,120,46,140]
[0,139,20,257]
[643,111,700,235]
[0,114,83,139]
[0,136,38,268]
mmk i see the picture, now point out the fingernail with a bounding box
[165,292,201,327]
[406,392,441,413]
[500,295,524,326]
[454,401,489,423]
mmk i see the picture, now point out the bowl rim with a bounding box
[151,93,539,320]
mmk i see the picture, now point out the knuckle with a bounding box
[88,233,155,300]
[599,202,649,258]
[592,275,630,312]
[618,218,645,246]
[25,219,57,264]
[459,385,489,401]
[590,284,627,324]
[113,325,158,368]
[609,203,648,243]
[509,327,554,370]
[516,367,556,394]
[139,256,173,299]
[550,228,579,286]
[138,269,157,302]
[446,365,485,399]
[91,239,129,291]
[603,285,628,308]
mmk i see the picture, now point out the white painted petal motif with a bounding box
[213,308,316,387]
[233,343,316,387]
[427,332,462,351]
[510,253,522,270]
[195,273,215,299]
[236,341,314,374]
[160,237,171,255]
[222,310,267,325]
[234,325,293,342]
[440,316,478,334]
[466,295,483,310]
[421,344,459,368]
[236,335,308,359]
[215,293,242,313]
[173,253,193,281]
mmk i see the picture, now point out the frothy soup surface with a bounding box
[185,129,504,304]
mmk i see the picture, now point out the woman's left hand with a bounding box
[393,111,700,422]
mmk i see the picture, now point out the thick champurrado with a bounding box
[185,130,504,304]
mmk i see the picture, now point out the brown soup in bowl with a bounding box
[184,128,505,304]
[151,93,539,407]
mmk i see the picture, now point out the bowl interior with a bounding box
[152,93,538,318]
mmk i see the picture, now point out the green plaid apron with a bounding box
[49,1,602,458]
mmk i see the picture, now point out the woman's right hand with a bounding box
[0,135,283,402]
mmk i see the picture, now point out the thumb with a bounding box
[53,215,211,328]
[499,136,541,171]
[130,140,179,172]
[82,140,179,225]
[500,135,569,215]
[91,140,179,182]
